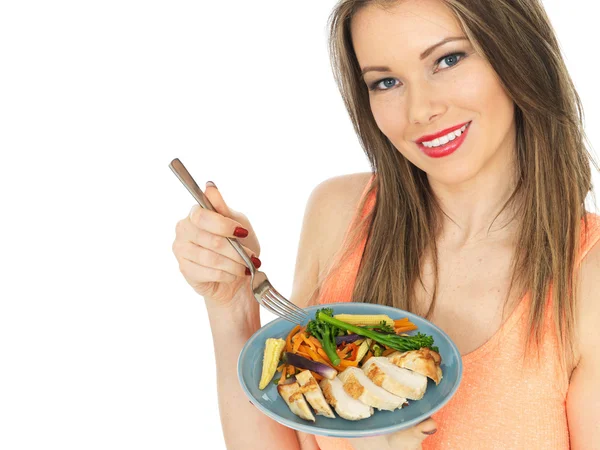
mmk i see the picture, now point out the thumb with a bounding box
[387,418,437,449]
[204,181,232,218]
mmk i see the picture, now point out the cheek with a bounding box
[458,62,514,127]
[370,95,408,142]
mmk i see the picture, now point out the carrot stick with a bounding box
[317,348,331,363]
[395,324,419,333]
[285,325,301,352]
[311,371,323,381]
[308,336,322,349]
[292,335,303,353]
[309,348,334,367]
[301,334,317,351]
[278,365,287,384]
[339,359,359,367]
[394,318,410,327]
[277,363,285,372]
[382,348,396,356]
[297,343,310,353]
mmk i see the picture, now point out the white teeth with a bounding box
[422,124,468,147]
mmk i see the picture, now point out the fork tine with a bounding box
[262,293,305,325]
[267,286,309,318]
[263,291,306,324]
[264,290,308,323]
[255,292,302,324]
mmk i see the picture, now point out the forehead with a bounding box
[351,0,465,64]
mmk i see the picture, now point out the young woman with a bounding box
[172,0,600,448]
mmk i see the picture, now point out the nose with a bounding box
[406,80,446,125]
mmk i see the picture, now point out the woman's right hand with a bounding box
[172,182,261,307]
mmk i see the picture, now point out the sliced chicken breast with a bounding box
[338,367,405,411]
[296,370,335,419]
[387,349,443,385]
[277,381,315,422]
[362,357,428,400]
[319,377,374,421]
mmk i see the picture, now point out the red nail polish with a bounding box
[245,267,251,276]
[234,227,249,238]
[251,256,262,268]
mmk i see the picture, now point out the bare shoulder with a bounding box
[289,172,373,308]
[310,172,374,276]
[576,239,600,354]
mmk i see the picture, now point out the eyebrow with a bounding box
[360,36,469,78]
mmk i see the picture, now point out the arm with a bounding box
[567,243,600,449]
[210,174,373,450]
[207,298,303,450]
[207,179,336,450]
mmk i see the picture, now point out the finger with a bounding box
[387,418,438,449]
[176,219,259,266]
[188,205,250,240]
[178,258,238,285]
[175,241,248,278]
[204,181,232,217]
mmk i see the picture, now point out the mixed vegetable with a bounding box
[259,308,437,389]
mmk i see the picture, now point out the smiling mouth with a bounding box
[416,121,472,159]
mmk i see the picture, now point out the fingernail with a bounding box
[234,227,249,238]
[245,267,251,276]
[206,181,217,189]
[422,429,437,436]
[251,256,261,268]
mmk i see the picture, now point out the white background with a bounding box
[0,1,598,449]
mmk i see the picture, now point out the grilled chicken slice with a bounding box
[296,370,335,418]
[277,381,315,422]
[362,357,428,400]
[387,348,443,385]
[338,367,405,411]
[320,377,374,421]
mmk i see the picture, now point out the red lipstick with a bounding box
[416,121,471,158]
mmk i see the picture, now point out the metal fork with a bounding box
[169,158,308,325]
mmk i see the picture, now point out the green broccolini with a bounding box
[316,311,439,353]
[306,308,344,366]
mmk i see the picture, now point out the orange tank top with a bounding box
[314,174,600,450]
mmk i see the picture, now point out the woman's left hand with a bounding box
[349,418,437,450]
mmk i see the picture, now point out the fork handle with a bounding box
[169,158,255,271]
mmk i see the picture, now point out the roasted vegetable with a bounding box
[316,311,439,353]
[372,343,384,357]
[333,314,395,328]
[306,308,344,366]
[361,321,396,334]
[335,333,363,345]
[355,338,372,362]
[259,338,286,390]
[282,352,338,379]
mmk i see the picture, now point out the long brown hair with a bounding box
[322,0,596,363]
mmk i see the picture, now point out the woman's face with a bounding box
[351,0,516,187]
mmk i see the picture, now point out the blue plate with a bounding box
[237,303,462,438]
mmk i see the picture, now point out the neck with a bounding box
[429,151,520,247]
